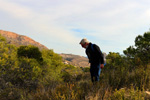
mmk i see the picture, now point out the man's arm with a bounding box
[94,44,104,64]
[86,49,91,63]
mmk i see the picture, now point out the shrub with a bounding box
[17,45,43,62]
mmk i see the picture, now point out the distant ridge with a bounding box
[60,53,89,67]
[0,30,48,50]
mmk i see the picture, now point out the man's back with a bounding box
[86,43,104,65]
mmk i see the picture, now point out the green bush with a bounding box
[17,45,43,62]
[110,86,145,100]
[0,31,150,100]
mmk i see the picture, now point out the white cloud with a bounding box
[0,0,150,56]
[0,0,34,19]
[0,0,80,44]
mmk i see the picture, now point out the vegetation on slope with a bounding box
[0,31,150,100]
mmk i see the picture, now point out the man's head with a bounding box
[79,38,90,49]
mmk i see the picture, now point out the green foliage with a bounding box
[17,45,43,62]
[110,86,145,100]
[1,31,150,100]
[122,32,150,90]
[0,35,18,86]
[123,46,136,58]
[124,32,150,68]
[102,52,129,89]
[11,58,42,88]
[41,49,65,82]
[0,34,6,42]
[0,88,23,100]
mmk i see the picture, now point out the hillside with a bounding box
[0,30,48,50]
[0,30,89,67]
[60,53,89,67]
[0,30,150,99]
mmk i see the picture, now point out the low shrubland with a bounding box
[0,32,150,100]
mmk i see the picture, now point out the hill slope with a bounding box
[60,53,89,67]
[0,30,48,50]
[0,30,89,67]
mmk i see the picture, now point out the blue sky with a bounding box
[0,0,150,56]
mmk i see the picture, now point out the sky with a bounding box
[0,0,150,56]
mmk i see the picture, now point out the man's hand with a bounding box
[100,64,104,69]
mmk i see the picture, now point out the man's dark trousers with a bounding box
[90,63,101,82]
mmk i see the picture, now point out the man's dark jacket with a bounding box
[86,43,104,65]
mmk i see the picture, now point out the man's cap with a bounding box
[79,38,89,44]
